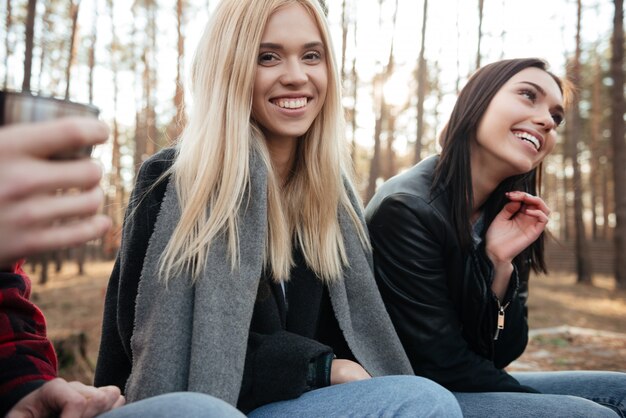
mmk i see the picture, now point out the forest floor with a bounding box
[28,260,626,382]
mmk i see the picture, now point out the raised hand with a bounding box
[485,191,550,265]
[0,118,111,268]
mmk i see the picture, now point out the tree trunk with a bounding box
[4,0,12,88]
[87,0,98,104]
[109,0,121,213]
[610,0,626,287]
[340,0,348,84]
[570,0,593,284]
[590,56,602,240]
[414,0,428,163]
[349,27,358,164]
[365,0,398,203]
[39,254,49,285]
[366,77,383,204]
[22,0,37,92]
[168,0,186,142]
[476,0,484,69]
[65,0,81,100]
[385,112,396,179]
[455,0,461,93]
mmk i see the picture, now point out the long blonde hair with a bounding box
[159,0,368,283]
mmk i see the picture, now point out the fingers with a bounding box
[22,215,112,255]
[40,378,88,418]
[506,191,551,216]
[520,208,550,224]
[1,215,111,264]
[0,159,103,201]
[66,382,123,418]
[5,187,104,228]
[0,117,109,159]
[498,200,522,219]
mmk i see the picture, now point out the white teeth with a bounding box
[273,98,308,109]
[514,131,541,151]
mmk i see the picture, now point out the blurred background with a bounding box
[1,0,624,379]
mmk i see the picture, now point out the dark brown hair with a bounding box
[432,58,570,274]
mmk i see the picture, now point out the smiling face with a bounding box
[472,67,565,180]
[252,3,328,149]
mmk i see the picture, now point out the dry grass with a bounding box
[28,261,626,382]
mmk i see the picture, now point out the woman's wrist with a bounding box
[490,261,514,301]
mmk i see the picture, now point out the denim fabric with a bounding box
[454,370,626,418]
[99,392,246,418]
[248,375,462,417]
[514,371,626,417]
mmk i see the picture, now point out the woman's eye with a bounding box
[258,52,278,64]
[552,113,564,127]
[303,51,322,62]
[520,89,537,102]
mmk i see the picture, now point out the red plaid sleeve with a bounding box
[0,260,57,411]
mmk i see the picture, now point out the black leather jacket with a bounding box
[365,155,538,393]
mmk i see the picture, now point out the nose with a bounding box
[533,105,556,132]
[280,58,308,86]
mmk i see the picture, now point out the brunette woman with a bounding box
[366,58,626,417]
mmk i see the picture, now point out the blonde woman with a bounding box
[94,0,461,416]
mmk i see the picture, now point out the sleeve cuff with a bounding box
[0,379,48,417]
[306,352,334,390]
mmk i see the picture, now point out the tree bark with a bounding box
[88,0,98,104]
[22,0,37,92]
[65,0,81,100]
[590,56,602,240]
[610,0,626,287]
[570,0,593,284]
[365,0,398,203]
[476,0,484,70]
[414,0,428,163]
[4,0,11,88]
[168,0,186,141]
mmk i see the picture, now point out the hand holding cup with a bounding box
[0,92,111,268]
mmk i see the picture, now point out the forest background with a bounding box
[1,0,625,378]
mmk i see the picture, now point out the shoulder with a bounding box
[136,147,177,186]
[365,155,445,224]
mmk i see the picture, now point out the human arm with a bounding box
[1,265,125,417]
[0,263,57,416]
[7,378,124,418]
[366,193,536,393]
[0,118,111,268]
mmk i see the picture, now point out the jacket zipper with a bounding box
[493,298,510,341]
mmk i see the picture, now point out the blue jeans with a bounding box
[99,392,246,418]
[247,375,462,417]
[454,371,626,418]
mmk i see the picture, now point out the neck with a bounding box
[265,135,297,184]
[470,151,506,222]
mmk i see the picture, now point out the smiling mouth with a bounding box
[271,97,309,110]
[513,131,541,151]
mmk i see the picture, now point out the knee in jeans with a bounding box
[384,376,461,415]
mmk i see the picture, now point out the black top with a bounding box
[94,149,352,412]
[365,155,538,393]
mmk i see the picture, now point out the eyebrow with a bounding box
[517,81,565,114]
[259,41,325,50]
